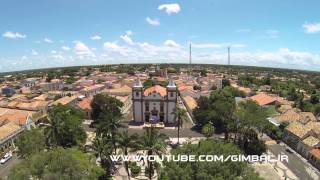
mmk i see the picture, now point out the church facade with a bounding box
[132,79,177,124]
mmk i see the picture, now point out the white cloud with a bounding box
[21,56,28,60]
[146,17,160,26]
[164,40,180,48]
[31,50,38,56]
[51,50,57,54]
[61,46,71,51]
[158,3,181,14]
[303,22,320,34]
[2,31,26,39]
[192,43,246,49]
[44,38,53,43]
[120,31,134,45]
[193,43,224,48]
[90,35,102,40]
[74,41,93,56]
[103,42,132,56]
[52,54,65,60]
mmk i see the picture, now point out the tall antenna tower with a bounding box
[227,46,231,65]
[189,43,192,65]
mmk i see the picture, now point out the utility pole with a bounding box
[189,43,192,74]
[227,46,231,65]
[189,43,192,65]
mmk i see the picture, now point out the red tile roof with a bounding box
[144,85,167,97]
[77,97,93,110]
[250,93,276,106]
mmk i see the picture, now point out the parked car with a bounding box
[0,152,12,164]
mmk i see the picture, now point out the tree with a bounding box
[159,140,262,180]
[93,136,115,178]
[44,104,86,148]
[235,100,268,155]
[116,130,139,179]
[138,127,168,180]
[91,94,124,153]
[201,123,214,138]
[172,106,187,145]
[96,111,121,153]
[8,147,104,180]
[16,129,45,159]
[194,88,237,140]
[91,94,123,124]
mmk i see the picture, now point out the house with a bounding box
[39,79,64,91]
[309,148,320,170]
[80,84,105,97]
[51,95,79,107]
[132,79,177,125]
[297,135,320,159]
[1,87,16,96]
[283,120,320,159]
[283,121,312,150]
[0,108,35,128]
[270,110,317,126]
[0,121,24,156]
[22,78,38,87]
[181,95,197,119]
[76,97,93,119]
[249,93,277,107]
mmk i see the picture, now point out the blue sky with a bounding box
[1,0,320,72]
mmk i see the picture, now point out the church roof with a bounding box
[144,85,167,97]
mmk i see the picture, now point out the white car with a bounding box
[0,152,12,164]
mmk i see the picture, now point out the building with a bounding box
[132,79,177,125]
[1,87,16,96]
[22,78,38,87]
[39,79,64,91]
[80,84,105,97]
[249,93,277,107]
[0,121,24,156]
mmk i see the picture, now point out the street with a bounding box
[0,153,21,179]
[268,144,320,180]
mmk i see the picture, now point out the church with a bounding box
[132,79,177,125]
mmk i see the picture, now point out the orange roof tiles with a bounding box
[0,121,21,140]
[144,85,167,97]
[77,97,93,110]
[0,108,35,126]
[309,148,320,159]
[183,96,197,110]
[250,93,276,106]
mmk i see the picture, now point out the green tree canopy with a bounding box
[8,147,104,180]
[160,140,262,180]
[44,104,86,148]
[16,129,45,158]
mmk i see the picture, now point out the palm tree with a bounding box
[116,130,139,179]
[93,135,114,178]
[43,106,68,147]
[138,127,168,180]
[172,106,187,145]
[96,112,121,153]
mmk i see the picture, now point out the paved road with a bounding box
[0,153,22,179]
[123,128,208,138]
[268,144,320,180]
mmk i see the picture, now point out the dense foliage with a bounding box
[160,140,263,180]
[9,147,104,180]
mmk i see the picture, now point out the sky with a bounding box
[0,0,320,72]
